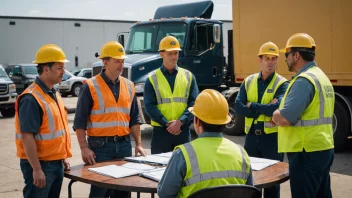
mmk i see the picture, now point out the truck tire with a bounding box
[223,99,245,136]
[333,101,349,151]
[1,107,15,118]
[71,83,82,97]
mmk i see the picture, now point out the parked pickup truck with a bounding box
[0,64,17,117]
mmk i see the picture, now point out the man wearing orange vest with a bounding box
[74,41,146,198]
[15,44,72,198]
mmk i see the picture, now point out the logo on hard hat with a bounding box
[170,41,176,46]
[118,48,124,52]
[268,48,276,51]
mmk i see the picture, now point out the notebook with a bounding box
[153,152,173,158]
[88,163,156,179]
[124,155,170,165]
[140,167,167,182]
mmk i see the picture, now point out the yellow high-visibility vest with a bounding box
[278,66,334,152]
[176,137,250,198]
[148,67,192,126]
[244,73,287,134]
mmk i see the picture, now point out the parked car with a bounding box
[6,64,37,94]
[71,69,81,76]
[56,70,86,97]
[0,64,18,117]
[76,68,92,79]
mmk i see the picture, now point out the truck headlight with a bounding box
[135,83,145,94]
[9,84,16,93]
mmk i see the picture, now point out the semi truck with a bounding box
[93,0,352,151]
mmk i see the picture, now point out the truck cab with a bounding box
[93,1,226,123]
[0,64,17,117]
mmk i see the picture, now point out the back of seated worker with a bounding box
[157,89,253,198]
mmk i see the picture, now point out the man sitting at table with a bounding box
[157,89,254,198]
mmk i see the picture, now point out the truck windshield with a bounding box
[23,66,38,75]
[126,22,187,53]
[0,68,8,77]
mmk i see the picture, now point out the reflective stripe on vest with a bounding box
[150,70,191,104]
[292,72,332,126]
[278,66,334,153]
[15,87,65,141]
[245,73,286,133]
[182,142,249,186]
[89,77,132,116]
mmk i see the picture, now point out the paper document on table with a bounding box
[249,157,279,171]
[153,152,173,158]
[120,162,156,171]
[88,163,156,179]
[124,155,170,165]
[140,167,166,182]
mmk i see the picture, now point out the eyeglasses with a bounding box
[285,52,292,58]
[285,51,294,58]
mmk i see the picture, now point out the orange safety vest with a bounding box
[86,75,135,136]
[15,83,72,161]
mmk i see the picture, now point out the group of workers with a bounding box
[14,32,334,198]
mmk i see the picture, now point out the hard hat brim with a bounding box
[159,48,182,52]
[32,59,70,64]
[188,107,232,125]
[279,48,288,53]
[98,55,129,59]
[258,53,279,57]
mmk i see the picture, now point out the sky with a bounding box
[0,0,232,21]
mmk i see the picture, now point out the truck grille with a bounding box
[0,84,8,95]
[0,96,9,101]
[121,68,129,78]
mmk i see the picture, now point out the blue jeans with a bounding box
[151,126,191,154]
[88,135,132,198]
[20,159,64,198]
[287,149,334,198]
[244,132,283,198]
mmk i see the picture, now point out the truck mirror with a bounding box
[118,35,125,47]
[95,52,99,58]
[213,24,221,43]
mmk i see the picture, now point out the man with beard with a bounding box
[15,44,72,198]
[74,41,146,197]
[144,35,199,154]
[235,41,288,198]
[273,33,334,198]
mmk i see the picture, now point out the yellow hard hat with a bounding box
[98,41,128,59]
[33,44,69,64]
[158,36,182,51]
[258,41,279,57]
[280,33,317,53]
[188,89,231,125]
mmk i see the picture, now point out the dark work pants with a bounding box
[287,149,334,198]
[88,136,132,198]
[151,126,191,154]
[244,132,283,198]
[20,159,64,198]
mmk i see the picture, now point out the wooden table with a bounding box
[64,160,289,198]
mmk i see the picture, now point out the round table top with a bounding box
[64,160,289,193]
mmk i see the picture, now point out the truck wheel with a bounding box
[71,83,82,97]
[223,99,245,136]
[333,101,349,151]
[1,107,15,118]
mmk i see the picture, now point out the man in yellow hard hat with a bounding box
[144,35,199,154]
[15,44,72,198]
[73,41,146,198]
[235,41,288,198]
[157,89,253,198]
[272,33,334,198]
